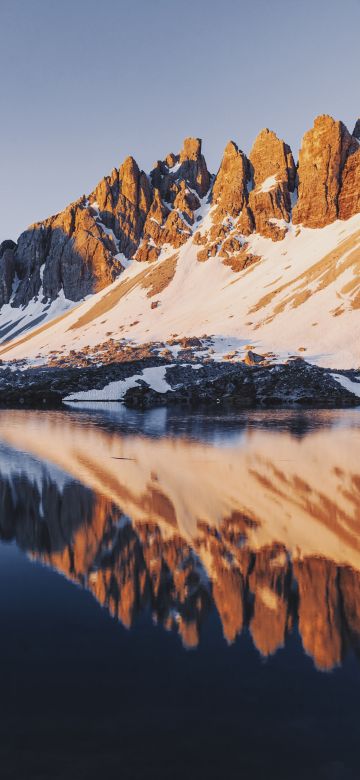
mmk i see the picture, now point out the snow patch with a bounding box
[258,174,278,193]
[64,365,174,402]
[331,374,360,398]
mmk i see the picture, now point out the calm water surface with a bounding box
[1,406,360,779]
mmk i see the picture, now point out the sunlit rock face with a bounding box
[293,114,360,228]
[7,136,211,301]
[1,115,360,377]
[338,142,360,221]
[1,409,360,669]
[248,128,296,241]
[3,113,360,315]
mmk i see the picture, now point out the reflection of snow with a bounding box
[0,442,71,498]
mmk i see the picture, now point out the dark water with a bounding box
[1,406,360,779]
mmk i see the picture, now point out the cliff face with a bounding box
[293,115,360,228]
[12,201,124,307]
[0,240,16,307]
[248,128,296,240]
[1,113,360,313]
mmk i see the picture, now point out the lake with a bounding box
[1,406,360,779]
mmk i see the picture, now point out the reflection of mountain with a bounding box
[1,409,360,669]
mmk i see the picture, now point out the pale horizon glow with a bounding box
[0,0,359,242]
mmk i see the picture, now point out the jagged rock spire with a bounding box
[248,128,296,240]
[177,137,210,197]
[212,140,250,219]
[293,114,359,228]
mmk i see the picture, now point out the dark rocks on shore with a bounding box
[0,357,358,410]
[123,360,359,409]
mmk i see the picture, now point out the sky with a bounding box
[0,0,359,242]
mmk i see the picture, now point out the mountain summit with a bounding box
[1,114,360,377]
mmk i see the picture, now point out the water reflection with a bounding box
[1,408,360,670]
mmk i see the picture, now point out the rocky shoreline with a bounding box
[0,357,359,409]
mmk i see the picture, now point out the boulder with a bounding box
[243,350,265,365]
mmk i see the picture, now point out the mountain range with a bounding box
[1,113,360,394]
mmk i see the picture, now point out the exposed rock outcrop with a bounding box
[13,200,123,307]
[338,143,360,220]
[212,140,250,220]
[89,155,152,257]
[293,115,358,228]
[178,136,211,197]
[11,153,154,307]
[353,118,360,141]
[3,115,360,313]
[194,140,255,265]
[248,128,296,240]
[134,137,208,261]
[9,136,210,298]
[0,240,16,307]
[150,137,210,204]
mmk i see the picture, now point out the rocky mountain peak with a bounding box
[293,114,359,228]
[179,136,202,162]
[133,137,210,261]
[118,155,140,205]
[353,118,360,140]
[247,128,296,240]
[2,113,360,316]
[0,239,17,255]
[165,152,179,168]
[0,240,16,308]
[177,136,211,197]
[212,140,250,220]
[249,127,296,191]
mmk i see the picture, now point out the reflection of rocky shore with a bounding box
[1,466,360,670]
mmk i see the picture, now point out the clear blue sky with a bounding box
[1,0,359,242]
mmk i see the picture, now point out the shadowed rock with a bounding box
[0,240,16,307]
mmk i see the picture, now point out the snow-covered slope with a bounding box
[0,287,79,346]
[1,208,360,369]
